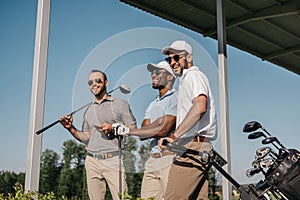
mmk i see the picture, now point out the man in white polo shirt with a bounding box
[158,40,217,200]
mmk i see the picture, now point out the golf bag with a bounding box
[243,121,300,200]
[265,149,300,200]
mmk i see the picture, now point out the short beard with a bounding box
[94,87,106,98]
[152,84,164,90]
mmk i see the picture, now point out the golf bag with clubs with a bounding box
[162,140,266,200]
[243,121,300,200]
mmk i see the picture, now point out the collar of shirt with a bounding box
[180,66,199,81]
[93,95,115,105]
[156,89,176,101]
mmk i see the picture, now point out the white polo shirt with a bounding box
[177,66,217,140]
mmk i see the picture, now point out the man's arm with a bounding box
[141,118,150,127]
[60,114,90,142]
[130,115,176,139]
[172,94,207,138]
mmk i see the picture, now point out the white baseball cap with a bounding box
[147,61,175,77]
[162,40,192,55]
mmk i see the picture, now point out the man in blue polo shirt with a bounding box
[112,61,177,199]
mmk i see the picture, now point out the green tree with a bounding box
[137,141,150,172]
[208,168,219,200]
[39,149,60,194]
[57,140,87,199]
[123,136,143,199]
[0,171,25,194]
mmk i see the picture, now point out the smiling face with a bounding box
[167,52,188,76]
[88,71,108,98]
[151,68,172,90]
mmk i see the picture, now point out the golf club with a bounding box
[244,122,283,152]
[256,147,271,160]
[252,160,261,169]
[248,131,266,139]
[260,158,276,169]
[255,146,279,160]
[252,160,268,175]
[36,84,131,135]
[246,167,263,178]
[243,121,272,136]
[243,121,262,133]
[262,137,287,150]
[247,131,281,151]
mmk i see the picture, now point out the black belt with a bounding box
[87,151,119,160]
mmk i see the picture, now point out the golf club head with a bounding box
[119,84,131,94]
[248,131,266,139]
[243,121,262,133]
[262,137,277,145]
[252,160,261,169]
[260,158,275,169]
[246,168,261,178]
[255,147,271,159]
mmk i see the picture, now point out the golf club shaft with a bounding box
[35,86,124,135]
[36,102,92,135]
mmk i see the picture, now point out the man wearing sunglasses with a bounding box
[111,61,177,199]
[158,40,217,200]
[60,69,136,200]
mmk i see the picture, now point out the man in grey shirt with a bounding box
[60,69,136,200]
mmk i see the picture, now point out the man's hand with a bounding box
[112,123,130,136]
[99,123,112,134]
[60,114,73,130]
[158,137,174,151]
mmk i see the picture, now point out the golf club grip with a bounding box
[36,120,60,135]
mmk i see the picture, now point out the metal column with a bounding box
[25,0,51,192]
[217,0,232,199]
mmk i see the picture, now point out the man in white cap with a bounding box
[158,40,217,200]
[111,61,177,199]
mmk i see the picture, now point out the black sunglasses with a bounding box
[165,54,185,64]
[88,78,102,86]
[151,69,167,76]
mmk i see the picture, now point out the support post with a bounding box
[25,0,51,192]
[217,0,232,199]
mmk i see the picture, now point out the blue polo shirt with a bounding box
[144,89,177,153]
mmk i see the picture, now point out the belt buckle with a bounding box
[101,153,108,159]
[107,153,113,158]
[151,153,162,158]
[193,134,205,142]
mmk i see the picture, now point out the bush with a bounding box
[0,183,66,200]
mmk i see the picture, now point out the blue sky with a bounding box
[1,0,299,184]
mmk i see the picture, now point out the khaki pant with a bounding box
[85,155,127,200]
[164,141,212,200]
[141,154,174,200]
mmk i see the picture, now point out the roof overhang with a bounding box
[121,0,300,75]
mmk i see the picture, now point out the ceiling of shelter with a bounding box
[121,0,300,75]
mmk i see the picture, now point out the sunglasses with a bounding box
[151,69,167,76]
[165,54,185,64]
[88,78,102,86]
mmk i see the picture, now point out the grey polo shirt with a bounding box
[82,96,136,153]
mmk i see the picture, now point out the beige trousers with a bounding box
[164,141,212,200]
[141,154,175,200]
[85,155,127,200]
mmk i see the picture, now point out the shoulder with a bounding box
[184,66,208,82]
[112,96,128,104]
